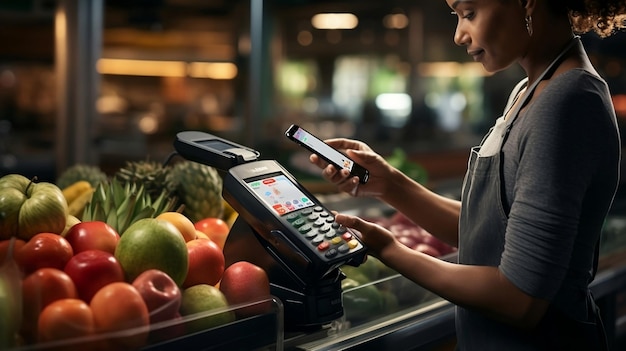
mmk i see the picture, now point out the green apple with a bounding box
[19,182,69,240]
[180,284,235,333]
[339,265,370,284]
[0,188,26,240]
[115,218,188,286]
[341,278,385,322]
[0,174,30,190]
[0,174,68,241]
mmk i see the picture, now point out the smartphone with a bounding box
[285,124,369,184]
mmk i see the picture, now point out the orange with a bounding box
[156,212,197,242]
[90,282,150,350]
[38,298,95,346]
[195,229,210,240]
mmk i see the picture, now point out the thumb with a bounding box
[334,213,372,234]
[347,149,381,167]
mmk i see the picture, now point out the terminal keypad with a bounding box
[285,206,362,260]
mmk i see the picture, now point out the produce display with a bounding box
[0,160,457,350]
[372,211,457,258]
[0,168,270,350]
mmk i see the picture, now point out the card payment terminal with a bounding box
[173,131,368,328]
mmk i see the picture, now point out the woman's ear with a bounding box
[521,0,536,12]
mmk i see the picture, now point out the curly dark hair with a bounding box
[547,0,626,37]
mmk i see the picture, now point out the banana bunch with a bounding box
[222,199,239,229]
[62,180,95,219]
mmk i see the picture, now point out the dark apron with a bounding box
[456,37,609,351]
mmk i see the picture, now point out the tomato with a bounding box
[21,268,78,341]
[63,221,120,255]
[15,233,73,274]
[37,298,95,347]
[194,218,230,250]
[90,282,150,350]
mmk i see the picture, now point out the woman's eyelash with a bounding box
[450,11,474,19]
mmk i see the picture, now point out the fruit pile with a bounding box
[0,168,270,350]
[372,211,457,257]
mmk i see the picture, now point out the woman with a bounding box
[310,0,625,349]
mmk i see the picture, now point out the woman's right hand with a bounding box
[309,138,393,197]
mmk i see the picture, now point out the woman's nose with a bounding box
[453,25,469,47]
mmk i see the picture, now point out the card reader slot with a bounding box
[222,148,260,162]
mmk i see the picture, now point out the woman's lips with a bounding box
[468,49,484,61]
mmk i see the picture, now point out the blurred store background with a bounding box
[0,0,625,193]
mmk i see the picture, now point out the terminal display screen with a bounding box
[245,173,315,216]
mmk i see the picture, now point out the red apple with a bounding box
[219,261,271,318]
[132,269,182,324]
[64,221,120,255]
[182,238,225,288]
[64,249,125,302]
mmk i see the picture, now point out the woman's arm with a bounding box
[338,214,549,329]
[374,163,461,247]
[312,140,461,247]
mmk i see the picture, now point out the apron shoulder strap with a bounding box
[503,78,529,115]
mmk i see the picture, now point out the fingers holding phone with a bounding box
[285,124,369,184]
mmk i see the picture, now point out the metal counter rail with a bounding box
[289,252,626,351]
[290,299,454,351]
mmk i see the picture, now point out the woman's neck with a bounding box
[521,34,579,86]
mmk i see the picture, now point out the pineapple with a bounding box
[82,178,178,234]
[56,164,108,189]
[115,160,172,201]
[166,160,224,222]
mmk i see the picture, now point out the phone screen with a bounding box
[289,127,355,172]
[246,173,315,216]
[285,124,369,183]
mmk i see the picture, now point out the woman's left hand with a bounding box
[334,212,396,259]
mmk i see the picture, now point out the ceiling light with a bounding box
[383,13,409,29]
[97,59,237,79]
[311,13,358,30]
[97,59,186,77]
[188,62,238,79]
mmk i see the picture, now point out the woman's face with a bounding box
[447,0,528,72]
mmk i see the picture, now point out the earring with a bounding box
[525,15,533,36]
